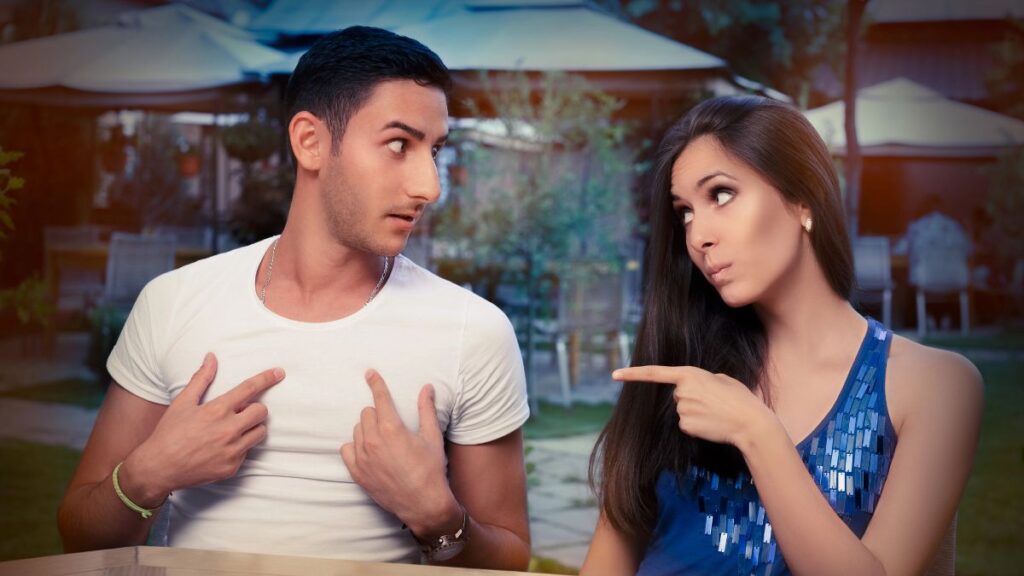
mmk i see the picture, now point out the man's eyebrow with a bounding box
[382,121,425,141]
[696,170,736,189]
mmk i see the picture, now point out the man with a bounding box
[58,26,531,570]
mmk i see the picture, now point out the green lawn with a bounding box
[0,377,106,409]
[0,440,81,561]
[921,327,1024,352]
[956,359,1024,576]
[523,400,614,440]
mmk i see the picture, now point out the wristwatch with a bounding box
[418,506,469,563]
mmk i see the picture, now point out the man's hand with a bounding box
[120,353,285,506]
[340,369,460,539]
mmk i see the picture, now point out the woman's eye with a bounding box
[681,210,694,225]
[715,190,735,206]
[387,139,406,154]
[431,145,441,159]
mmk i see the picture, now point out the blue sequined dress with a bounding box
[637,318,896,576]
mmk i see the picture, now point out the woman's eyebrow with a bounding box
[695,170,736,189]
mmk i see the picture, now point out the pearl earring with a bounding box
[803,217,813,232]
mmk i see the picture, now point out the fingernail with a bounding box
[428,384,435,401]
[364,369,376,380]
[203,352,212,366]
[611,369,622,379]
[273,368,284,379]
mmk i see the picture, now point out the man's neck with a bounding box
[255,221,390,322]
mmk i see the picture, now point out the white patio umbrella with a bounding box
[0,4,289,109]
[254,0,724,74]
[391,2,724,72]
[804,78,1024,157]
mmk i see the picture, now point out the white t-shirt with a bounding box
[108,236,530,561]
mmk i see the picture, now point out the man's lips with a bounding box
[387,211,419,223]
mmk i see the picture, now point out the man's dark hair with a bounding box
[284,26,451,150]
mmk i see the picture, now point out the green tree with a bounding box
[985,19,1024,285]
[987,19,1024,121]
[598,0,847,107]
[119,115,202,229]
[0,147,26,262]
[436,71,637,410]
[221,116,292,245]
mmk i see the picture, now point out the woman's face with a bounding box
[670,135,809,308]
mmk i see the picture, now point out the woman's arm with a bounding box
[613,349,983,576]
[737,346,982,576]
[581,512,640,576]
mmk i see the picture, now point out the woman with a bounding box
[582,96,982,575]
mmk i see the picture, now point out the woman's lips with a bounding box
[708,263,732,283]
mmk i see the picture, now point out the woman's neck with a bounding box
[754,254,866,368]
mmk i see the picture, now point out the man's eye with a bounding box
[387,140,406,154]
[431,145,441,159]
[715,190,735,206]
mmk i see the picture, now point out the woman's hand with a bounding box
[612,365,776,448]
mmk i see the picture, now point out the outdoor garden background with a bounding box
[0,1,1022,574]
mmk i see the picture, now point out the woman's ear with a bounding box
[289,111,327,172]
[799,204,813,233]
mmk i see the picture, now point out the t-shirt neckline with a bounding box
[245,235,401,331]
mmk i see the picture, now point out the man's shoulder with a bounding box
[143,238,269,301]
[395,256,512,328]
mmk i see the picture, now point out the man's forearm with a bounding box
[436,517,531,571]
[58,460,166,552]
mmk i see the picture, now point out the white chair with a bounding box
[853,236,894,328]
[534,267,630,407]
[101,233,176,307]
[910,245,970,336]
[44,225,109,311]
[151,226,212,250]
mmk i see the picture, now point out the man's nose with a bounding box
[406,153,442,204]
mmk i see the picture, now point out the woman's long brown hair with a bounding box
[589,96,854,550]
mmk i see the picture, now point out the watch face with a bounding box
[429,540,466,562]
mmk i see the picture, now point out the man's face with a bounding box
[319,79,448,257]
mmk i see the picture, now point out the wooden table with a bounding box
[0,546,535,576]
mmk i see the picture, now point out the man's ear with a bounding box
[289,111,328,172]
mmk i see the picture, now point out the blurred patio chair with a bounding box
[852,236,893,328]
[910,245,970,337]
[44,225,109,311]
[534,266,630,407]
[151,225,211,250]
[100,233,176,309]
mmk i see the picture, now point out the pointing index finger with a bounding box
[218,368,285,408]
[364,369,400,419]
[611,365,683,385]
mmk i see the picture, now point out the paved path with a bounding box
[0,398,98,450]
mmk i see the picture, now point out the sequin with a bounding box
[638,318,897,576]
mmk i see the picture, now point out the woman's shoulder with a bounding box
[884,335,984,433]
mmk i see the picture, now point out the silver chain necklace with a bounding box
[259,238,390,307]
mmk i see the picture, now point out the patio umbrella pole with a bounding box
[211,112,221,254]
[526,252,540,416]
